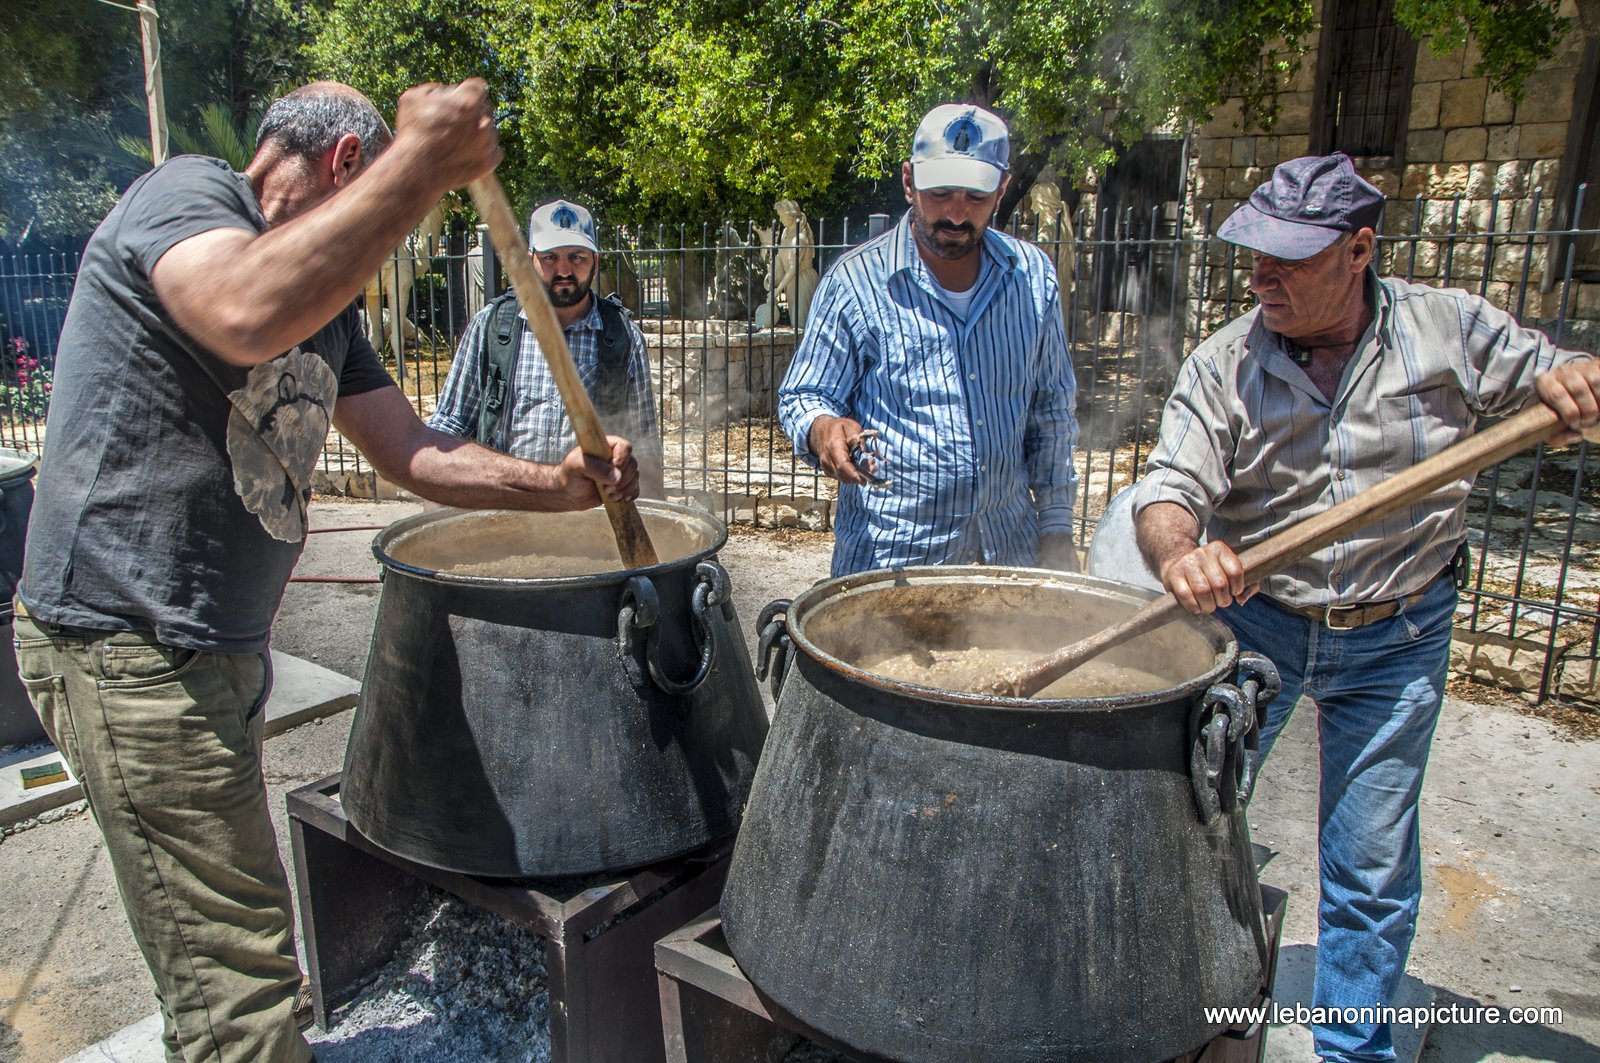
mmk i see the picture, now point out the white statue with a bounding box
[363,200,449,379]
[1027,175,1076,302]
[754,199,819,329]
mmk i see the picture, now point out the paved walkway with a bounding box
[2,501,1596,1063]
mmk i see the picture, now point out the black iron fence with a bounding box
[2,194,1597,703]
[0,252,76,446]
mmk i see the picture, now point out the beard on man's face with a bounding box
[543,263,595,308]
[911,201,986,261]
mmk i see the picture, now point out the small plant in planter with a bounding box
[1,337,52,422]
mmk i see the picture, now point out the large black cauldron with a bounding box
[723,567,1278,1063]
[342,502,769,878]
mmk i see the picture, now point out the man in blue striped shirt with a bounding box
[778,104,1080,577]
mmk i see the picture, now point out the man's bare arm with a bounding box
[152,81,500,367]
[1136,501,1254,614]
[333,384,638,511]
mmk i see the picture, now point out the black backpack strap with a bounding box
[476,291,523,450]
[592,292,634,422]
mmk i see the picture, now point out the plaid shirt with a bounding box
[778,210,1079,577]
[1134,272,1590,608]
[431,296,661,465]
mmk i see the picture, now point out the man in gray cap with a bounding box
[779,103,1080,576]
[1134,153,1600,1062]
[433,198,663,495]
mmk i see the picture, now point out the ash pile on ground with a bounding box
[309,890,552,1062]
[302,879,851,1063]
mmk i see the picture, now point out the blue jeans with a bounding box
[1220,576,1456,1063]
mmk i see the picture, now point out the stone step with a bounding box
[1,651,357,828]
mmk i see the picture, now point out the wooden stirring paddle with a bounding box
[466,176,659,569]
[986,402,1598,699]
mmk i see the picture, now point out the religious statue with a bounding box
[1027,174,1076,300]
[362,199,450,380]
[754,199,819,329]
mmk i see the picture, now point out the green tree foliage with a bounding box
[301,0,1577,224]
[301,0,549,207]
[1396,0,1570,102]
[115,103,265,172]
[0,0,311,242]
[0,0,1582,240]
[501,0,859,220]
[0,0,133,240]
[305,0,1322,222]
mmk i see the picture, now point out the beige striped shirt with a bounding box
[1134,273,1590,608]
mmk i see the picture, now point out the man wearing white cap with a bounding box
[778,103,1080,576]
[434,198,664,496]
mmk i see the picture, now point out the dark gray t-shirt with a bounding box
[19,156,392,652]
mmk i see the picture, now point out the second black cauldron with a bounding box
[723,567,1278,1063]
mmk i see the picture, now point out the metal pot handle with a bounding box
[1188,678,1263,824]
[616,561,728,697]
[1232,652,1280,807]
[1188,652,1282,822]
[616,576,658,688]
[754,598,794,701]
[1189,687,1231,825]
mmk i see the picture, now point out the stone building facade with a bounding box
[1188,0,1600,337]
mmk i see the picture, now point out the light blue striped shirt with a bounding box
[778,210,1079,577]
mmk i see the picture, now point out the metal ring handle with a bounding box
[634,561,726,697]
[1189,695,1230,825]
[1235,651,1281,721]
[616,575,659,688]
[1190,682,1253,823]
[755,598,794,700]
[1211,683,1253,816]
[1233,652,1280,806]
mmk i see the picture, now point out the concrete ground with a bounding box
[2,498,1598,1063]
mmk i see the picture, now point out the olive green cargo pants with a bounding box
[13,604,312,1063]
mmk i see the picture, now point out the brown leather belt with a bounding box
[1267,574,1443,631]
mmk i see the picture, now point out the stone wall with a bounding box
[645,320,800,425]
[1187,0,1597,334]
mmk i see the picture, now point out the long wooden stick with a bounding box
[467,175,659,569]
[989,403,1584,698]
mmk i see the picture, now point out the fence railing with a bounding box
[2,194,1597,703]
[0,252,76,445]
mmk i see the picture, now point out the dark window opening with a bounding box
[1094,136,1185,314]
[1311,0,1418,163]
[1556,39,1600,281]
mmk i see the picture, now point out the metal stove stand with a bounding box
[655,884,1288,1063]
[287,772,732,1063]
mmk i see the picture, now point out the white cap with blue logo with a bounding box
[528,199,599,253]
[910,104,1011,194]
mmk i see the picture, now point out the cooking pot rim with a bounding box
[784,565,1237,713]
[369,499,728,588]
